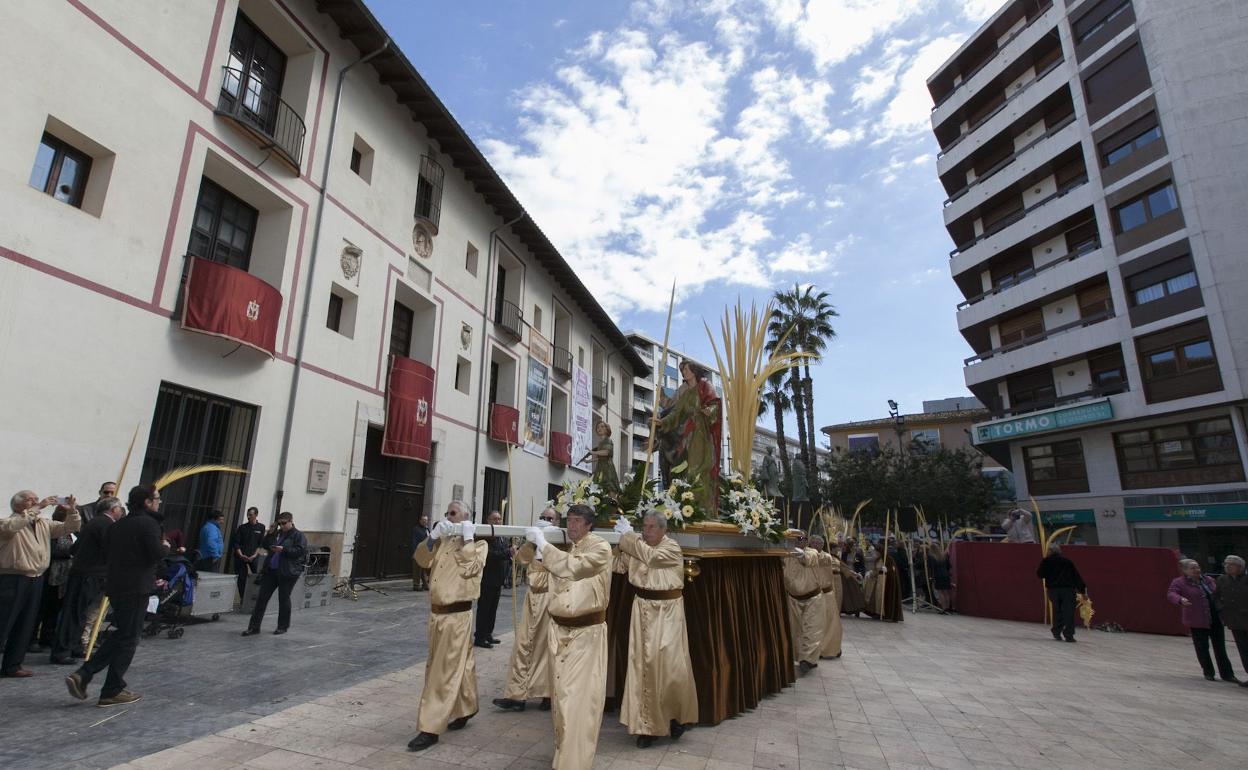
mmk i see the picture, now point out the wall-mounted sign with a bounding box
[1126,503,1248,523]
[1039,509,1095,525]
[308,459,331,494]
[973,398,1113,444]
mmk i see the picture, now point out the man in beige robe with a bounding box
[407,502,488,752]
[526,504,611,770]
[810,535,843,660]
[493,509,557,712]
[783,542,824,675]
[614,512,698,748]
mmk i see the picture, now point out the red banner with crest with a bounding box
[181,256,282,356]
[489,403,521,445]
[383,356,435,462]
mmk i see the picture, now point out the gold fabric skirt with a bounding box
[820,588,843,658]
[787,593,824,665]
[503,589,551,700]
[416,610,478,734]
[619,597,698,736]
[550,621,607,770]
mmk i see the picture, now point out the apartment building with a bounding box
[929,0,1248,565]
[0,0,646,582]
[623,331,730,477]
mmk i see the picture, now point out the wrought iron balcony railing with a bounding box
[217,66,306,171]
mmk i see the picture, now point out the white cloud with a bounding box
[759,0,937,70]
[959,0,1001,23]
[768,233,850,274]
[875,34,964,139]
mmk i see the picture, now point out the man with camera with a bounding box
[1002,508,1037,544]
[407,502,488,752]
[1,491,81,678]
[51,495,125,664]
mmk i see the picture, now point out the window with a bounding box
[999,309,1044,347]
[465,242,479,276]
[1089,348,1127,392]
[389,301,414,357]
[187,178,259,271]
[414,154,445,230]
[1083,43,1151,123]
[847,434,879,453]
[1065,219,1100,255]
[349,134,373,182]
[1113,183,1178,233]
[350,148,362,174]
[455,356,471,394]
[1101,114,1161,167]
[1114,416,1244,489]
[1008,370,1056,411]
[1127,254,1198,307]
[29,133,91,207]
[220,13,287,135]
[1023,440,1089,495]
[1077,283,1112,319]
[1074,0,1133,44]
[991,252,1035,290]
[326,293,343,332]
[1135,319,1223,402]
[532,305,543,335]
[909,429,940,452]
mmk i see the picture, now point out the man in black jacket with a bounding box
[66,485,166,706]
[242,512,307,636]
[230,507,266,603]
[411,515,429,591]
[1036,543,1087,642]
[474,511,511,649]
[51,496,125,664]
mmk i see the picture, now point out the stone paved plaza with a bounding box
[78,601,1248,770]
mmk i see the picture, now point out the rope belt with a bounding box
[530,587,548,595]
[633,587,683,601]
[431,601,473,615]
[550,609,607,628]
[821,587,834,594]
[789,588,821,601]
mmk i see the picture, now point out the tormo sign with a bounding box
[974,399,1113,443]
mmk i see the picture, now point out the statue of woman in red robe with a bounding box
[657,360,722,516]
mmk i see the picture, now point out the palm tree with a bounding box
[766,309,810,491]
[793,287,838,483]
[758,371,793,494]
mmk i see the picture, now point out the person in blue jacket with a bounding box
[195,511,225,572]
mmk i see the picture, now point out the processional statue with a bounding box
[655,360,722,516]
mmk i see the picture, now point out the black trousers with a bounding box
[234,558,256,602]
[52,573,106,660]
[1231,628,1248,673]
[0,574,43,674]
[248,573,299,631]
[1190,622,1236,679]
[33,573,67,646]
[78,592,146,698]
[195,557,220,573]
[1048,587,1077,640]
[475,583,502,642]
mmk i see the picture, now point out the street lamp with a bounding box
[887,400,904,452]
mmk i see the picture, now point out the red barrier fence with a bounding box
[951,542,1187,635]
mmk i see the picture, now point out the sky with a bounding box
[366,0,1005,434]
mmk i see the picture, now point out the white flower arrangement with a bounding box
[636,476,705,529]
[719,471,783,542]
[545,478,605,516]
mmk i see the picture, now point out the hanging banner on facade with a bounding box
[570,363,593,473]
[181,256,282,357]
[382,355,434,462]
[523,333,552,457]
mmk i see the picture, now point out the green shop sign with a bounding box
[973,399,1113,444]
[1040,509,1095,525]
[1126,503,1248,523]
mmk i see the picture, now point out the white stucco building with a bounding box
[0,0,647,581]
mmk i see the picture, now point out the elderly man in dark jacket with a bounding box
[1036,543,1086,642]
[66,485,165,706]
[242,512,307,636]
[1215,555,1248,688]
[51,496,126,664]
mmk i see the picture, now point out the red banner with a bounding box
[383,356,435,462]
[489,403,521,445]
[549,431,572,465]
[951,542,1185,635]
[181,256,281,356]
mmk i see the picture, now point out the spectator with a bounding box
[1167,559,1238,683]
[1215,555,1248,689]
[241,512,308,636]
[1,491,81,678]
[66,485,165,706]
[1002,508,1037,544]
[230,507,266,602]
[51,496,124,664]
[164,528,187,555]
[30,507,76,652]
[76,482,118,524]
[474,511,510,649]
[1036,543,1086,642]
[411,514,429,591]
[196,511,225,572]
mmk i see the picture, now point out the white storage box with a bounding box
[192,572,238,616]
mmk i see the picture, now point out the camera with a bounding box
[55,496,71,506]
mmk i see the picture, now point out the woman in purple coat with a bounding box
[1167,559,1239,683]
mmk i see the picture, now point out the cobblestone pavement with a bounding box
[12,602,1248,770]
[0,580,514,770]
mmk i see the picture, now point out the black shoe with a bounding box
[241,628,260,637]
[636,735,655,748]
[539,697,551,711]
[1239,680,1248,688]
[670,720,685,741]
[65,671,88,701]
[1204,674,1217,681]
[1221,675,1240,683]
[489,636,501,644]
[798,660,816,675]
[407,732,438,751]
[1064,638,1076,643]
[473,639,492,649]
[71,649,85,659]
[447,711,476,730]
[273,628,287,635]
[50,656,75,666]
[1051,632,1062,641]
[492,698,525,712]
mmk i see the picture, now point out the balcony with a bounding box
[966,307,1115,367]
[987,383,1127,422]
[943,114,1078,219]
[488,403,521,445]
[549,431,572,465]
[931,2,1059,122]
[593,377,608,404]
[216,66,306,173]
[180,255,282,357]
[552,346,572,377]
[633,397,654,414]
[950,180,1096,277]
[964,309,1120,390]
[496,299,524,340]
[956,240,1103,326]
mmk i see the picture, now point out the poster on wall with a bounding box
[570,363,593,473]
[523,333,552,457]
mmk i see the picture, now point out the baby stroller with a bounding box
[144,553,213,639]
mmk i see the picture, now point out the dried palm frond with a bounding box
[152,464,248,491]
[704,300,809,481]
[115,424,140,490]
[1044,525,1076,552]
[951,527,989,539]
[848,499,871,539]
[1076,592,1095,629]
